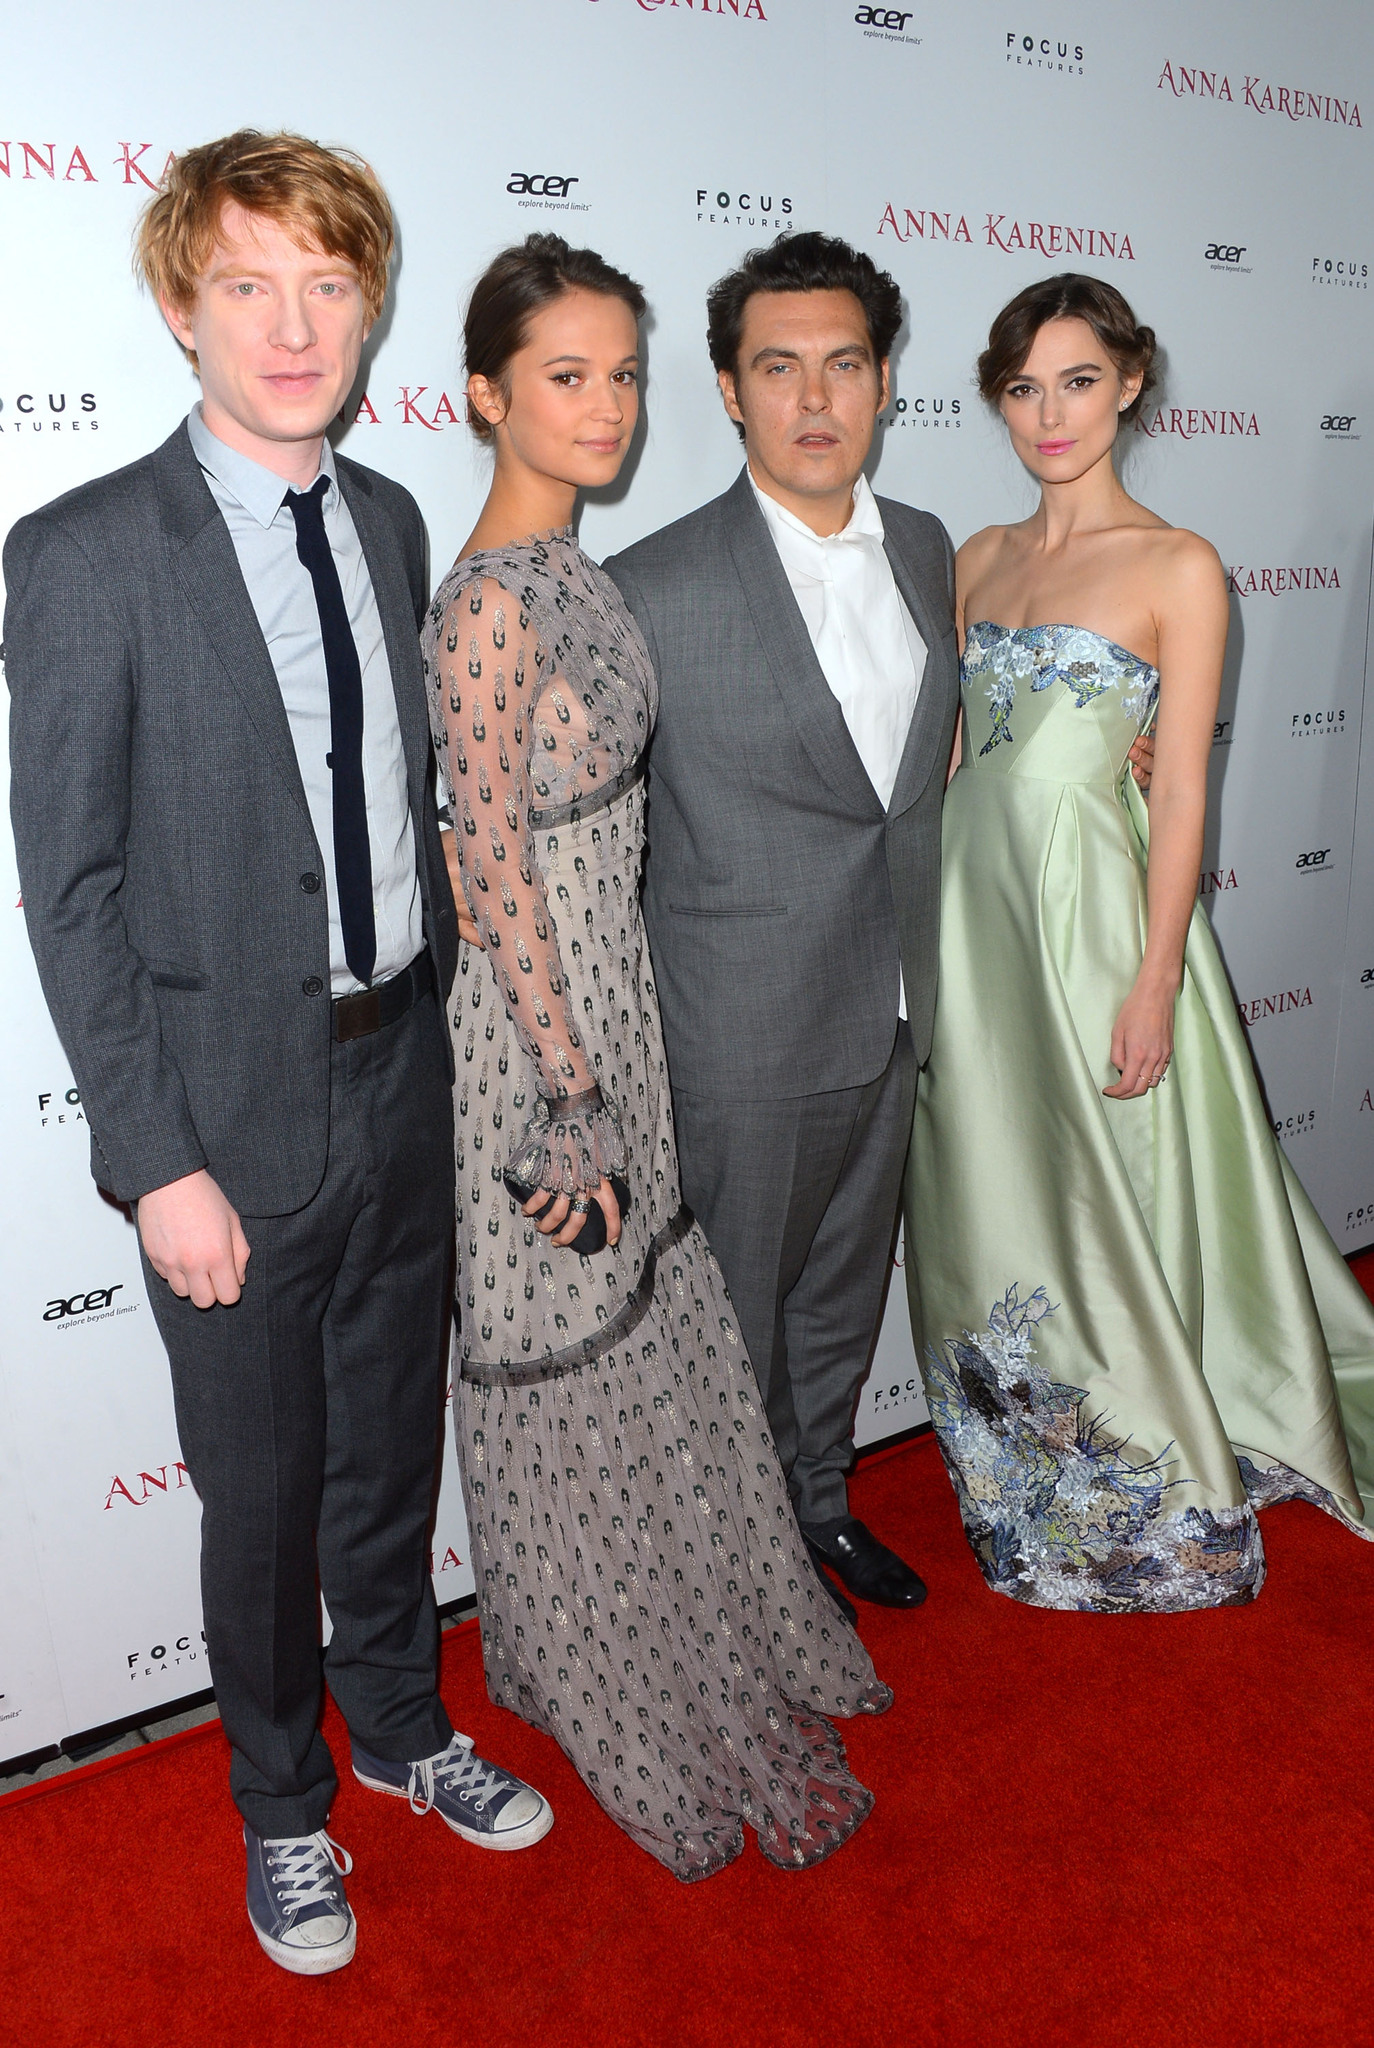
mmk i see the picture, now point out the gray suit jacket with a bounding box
[604,468,957,1100]
[4,420,458,1214]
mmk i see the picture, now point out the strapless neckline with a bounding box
[967,620,1159,682]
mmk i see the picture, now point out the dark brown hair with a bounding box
[706,229,903,379]
[977,273,1157,426]
[463,234,646,438]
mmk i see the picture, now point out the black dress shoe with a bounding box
[801,1517,927,1609]
[801,1540,860,1628]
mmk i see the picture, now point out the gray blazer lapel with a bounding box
[154,424,311,821]
[337,466,433,819]
[722,469,884,820]
[883,503,958,819]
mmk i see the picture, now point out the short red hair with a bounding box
[136,128,394,324]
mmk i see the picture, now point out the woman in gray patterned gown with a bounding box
[421,234,891,1881]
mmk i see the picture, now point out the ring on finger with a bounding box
[569,1195,592,1215]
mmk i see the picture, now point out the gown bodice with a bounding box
[961,622,1160,785]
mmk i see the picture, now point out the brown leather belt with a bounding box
[332,951,434,1042]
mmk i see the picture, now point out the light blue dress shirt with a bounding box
[187,405,422,996]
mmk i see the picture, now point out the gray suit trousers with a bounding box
[671,1022,917,1528]
[144,991,456,1839]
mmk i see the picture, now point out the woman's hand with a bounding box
[443,830,483,949]
[1127,729,1155,793]
[1104,977,1176,1098]
[523,1176,622,1249]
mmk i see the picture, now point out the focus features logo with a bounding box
[43,1283,136,1328]
[1321,412,1360,441]
[1346,1196,1374,1237]
[1312,257,1369,290]
[1157,63,1363,129]
[877,204,1133,259]
[1274,1108,1317,1140]
[0,391,98,437]
[1006,32,1084,74]
[506,171,589,216]
[1237,985,1313,1025]
[882,394,962,431]
[38,1085,84,1128]
[126,1626,207,1683]
[855,6,921,45]
[1291,708,1347,738]
[1229,564,1340,594]
[1295,847,1333,874]
[1205,242,1252,275]
[696,187,794,229]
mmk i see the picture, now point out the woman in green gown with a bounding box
[903,273,1374,1613]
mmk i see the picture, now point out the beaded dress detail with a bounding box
[423,531,890,1878]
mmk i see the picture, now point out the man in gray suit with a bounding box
[5,131,548,1977]
[604,234,959,1617]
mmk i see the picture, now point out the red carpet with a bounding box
[5,1432,1374,2048]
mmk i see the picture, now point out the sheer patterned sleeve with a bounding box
[431,574,626,1196]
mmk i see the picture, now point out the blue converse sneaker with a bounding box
[244,1827,355,1975]
[351,1731,553,1850]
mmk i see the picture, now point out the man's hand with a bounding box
[137,1168,251,1308]
[443,831,483,949]
[1128,729,1155,792]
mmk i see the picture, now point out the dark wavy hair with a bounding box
[706,230,904,380]
[977,273,1158,425]
[463,233,646,438]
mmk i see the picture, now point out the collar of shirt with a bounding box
[747,467,887,582]
[187,402,337,528]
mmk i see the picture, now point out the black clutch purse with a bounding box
[502,1171,632,1255]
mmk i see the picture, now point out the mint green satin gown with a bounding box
[903,622,1374,1612]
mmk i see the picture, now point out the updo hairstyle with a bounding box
[977,273,1157,427]
[463,233,647,438]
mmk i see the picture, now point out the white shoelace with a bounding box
[267,1831,353,1912]
[407,1734,509,1818]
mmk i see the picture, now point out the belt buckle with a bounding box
[337,987,383,1041]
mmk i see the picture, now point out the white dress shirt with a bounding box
[749,468,926,1016]
[188,405,422,996]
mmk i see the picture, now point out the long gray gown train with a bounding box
[422,530,890,1881]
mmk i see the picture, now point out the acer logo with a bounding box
[1205,243,1246,261]
[1213,719,1232,745]
[43,1284,123,1321]
[1362,969,1374,987]
[1321,414,1357,432]
[856,7,912,24]
[507,172,579,198]
[1295,849,1332,870]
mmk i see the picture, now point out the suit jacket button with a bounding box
[302,975,324,997]
[300,872,321,894]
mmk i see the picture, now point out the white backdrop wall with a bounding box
[2,0,1371,1762]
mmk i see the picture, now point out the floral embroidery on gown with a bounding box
[905,623,1374,1613]
[422,531,890,1877]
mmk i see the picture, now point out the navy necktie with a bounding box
[286,476,376,987]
